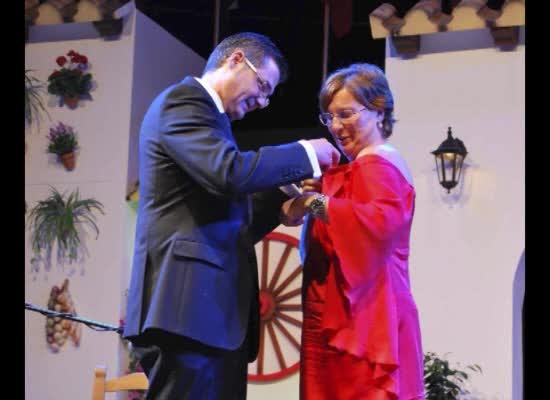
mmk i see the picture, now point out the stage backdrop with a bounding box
[25,4,524,399]
[386,27,525,399]
[24,3,205,400]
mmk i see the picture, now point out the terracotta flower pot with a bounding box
[59,152,76,171]
[64,95,79,109]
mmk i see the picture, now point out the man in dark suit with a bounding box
[122,32,340,399]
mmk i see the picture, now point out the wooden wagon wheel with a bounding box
[248,231,303,382]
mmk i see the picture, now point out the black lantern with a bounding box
[431,127,468,193]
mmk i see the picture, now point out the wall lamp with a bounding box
[431,127,468,193]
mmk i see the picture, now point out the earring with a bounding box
[376,121,384,130]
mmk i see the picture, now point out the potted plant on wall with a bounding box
[47,122,79,171]
[424,352,482,399]
[47,50,93,108]
[27,187,104,264]
[25,69,50,128]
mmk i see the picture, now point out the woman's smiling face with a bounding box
[325,88,383,160]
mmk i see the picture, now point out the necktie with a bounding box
[299,214,313,266]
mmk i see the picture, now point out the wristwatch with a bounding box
[308,194,327,219]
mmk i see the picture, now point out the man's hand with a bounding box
[299,178,321,193]
[307,139,341,170]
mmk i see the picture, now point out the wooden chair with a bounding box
[92,365,148,400]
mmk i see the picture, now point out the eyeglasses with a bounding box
[243,56,271,107]
[319,108,368,127]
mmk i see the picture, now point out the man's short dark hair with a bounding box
[203,32,289,83]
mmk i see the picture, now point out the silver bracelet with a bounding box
[308,194,327,219]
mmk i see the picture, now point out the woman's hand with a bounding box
[280,196,307,226]
[280,192,328,226]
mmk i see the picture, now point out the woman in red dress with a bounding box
[282,63,425,399]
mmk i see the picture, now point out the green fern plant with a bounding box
[424,352,482,399]
[27,187,105,263]
[25,69,50,128]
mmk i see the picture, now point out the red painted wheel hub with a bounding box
[259,290,276,321]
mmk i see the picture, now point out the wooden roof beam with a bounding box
[369,0,524,39]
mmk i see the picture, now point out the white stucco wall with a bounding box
[25,3,205,399]
[386,27,525,399]
[25,8,136,400]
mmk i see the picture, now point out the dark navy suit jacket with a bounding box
[123,77,314,361]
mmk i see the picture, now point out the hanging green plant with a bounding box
[25,69,50,128]
[27,187,105,263]
[424,352,482,399]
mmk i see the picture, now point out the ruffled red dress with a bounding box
[300,154,425,400]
